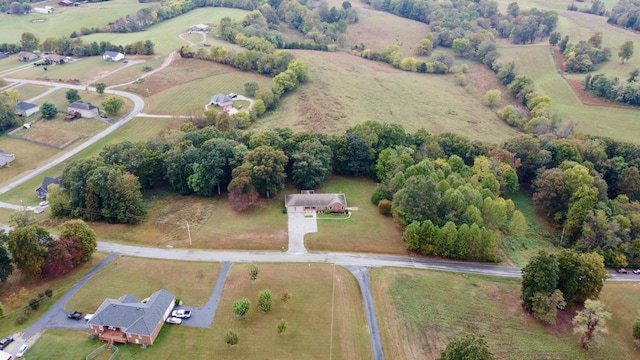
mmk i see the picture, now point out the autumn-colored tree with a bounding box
[573,300,611,350]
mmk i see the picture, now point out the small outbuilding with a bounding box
[58,0,73,6]
[0,150,15,168]
[285,190,347,213]
[103,51,125,62]
[17,51,38,62]
[35,176,61,199]
[189,24,209,32]
[68,101,99,118]
[14,102,40,117]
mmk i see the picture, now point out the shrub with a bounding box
[277,319,287,334]
[15,316,25,325]
[258,289,272,312]
[29,298,40,311]
[23,307,31,316]
[633,311,640,340]
[45,289,53,298]
[224,330,239,346]
[378,199,392,215]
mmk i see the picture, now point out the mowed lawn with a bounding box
[0,117,174,205]
[0,0,149,40]
[66,257,220,311]
[11,84,50,101]
[89,189,288,250]
[28,263,371,360]
[8,56,130,85]
[371,268,640,360]
[257,51,520,142]
[125,57,272,115]
[498,44,640,144]
[305,176,407,255]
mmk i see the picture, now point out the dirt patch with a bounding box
[15,118,107,148]
[466,64,528,115]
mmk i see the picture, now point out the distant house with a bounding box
[43,54,68,65]
[189,24,209,32]
[33,7,53,14]
[87,289,176,347]
[68,101,99,118]
[210,93,233,112]
[17,51,38,62]
[0,150,15,168]
[14,102,39,117]
[103,51,125,62]
[58,0,73,6]
[285,190,347,213]
[35,176,61,199]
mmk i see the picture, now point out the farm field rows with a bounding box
[372,267,640,360]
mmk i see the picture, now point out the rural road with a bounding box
[0,79,145,197]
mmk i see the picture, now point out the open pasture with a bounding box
[125,57,272,114]
[98,55,166,86]
[0,0,149,41]
[7,56,126,85]
[0,135,60,187]
[258,50,520,141]
[82,7,250,54]
[372,267,640,360]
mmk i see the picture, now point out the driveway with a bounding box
[175,262,231,328]
[347,266,384,360]
[287,212,317,253]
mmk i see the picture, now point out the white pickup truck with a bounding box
[171,309,191,319]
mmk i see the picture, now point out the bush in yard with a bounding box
[224,330,239,347]
[277,319,287,334]
[15,315,25,325]
[233,298,250,318]
[23,306,31,316]
[438,334,495,360]
[29,298,40,310]
[378,199,392,215]
[45,289,53,298]
[40,101,58,119]
[250,265,259,283]
[633,311,640,340]
[258,289,272,312]
[281,289,291,307]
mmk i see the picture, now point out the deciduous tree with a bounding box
[618,41,634,64]
[65,89,80,103]
[7,226,51,281]
[102,95,124,115]
[95,83,106,94]
[228,167,259,212]
[438,334,495,360]
[244,145,288,198]
[573,299,611,350]
[0,233,13,282]
[59,219,96,263]
[521,251,559,312]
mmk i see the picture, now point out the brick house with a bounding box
[87,289,175,347]
[285,190,347,213]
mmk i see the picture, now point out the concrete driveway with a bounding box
[287,212,317,253]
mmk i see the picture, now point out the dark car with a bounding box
[0,336,13,350]
[67,311,83,320]
[616,268,628,274]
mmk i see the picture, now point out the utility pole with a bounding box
[186,221,192,246]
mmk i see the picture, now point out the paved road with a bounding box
[22,253,118,339]
[177,261,231,328]
[0,79,145,197]
[347,266,384,360]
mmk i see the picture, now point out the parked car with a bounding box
[16,344,29,357]
[633,269,640,274]
[228,93,237,99]
[39,201,49,207]
[67,310,83,320]
[171,309,191,319]
[84,313,94,321]
[165,317,182,325]
[616,268,628,274]
[0,336,13,350]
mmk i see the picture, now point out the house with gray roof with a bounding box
[68,100,98,118]
[14,101,39,117]
[35,176,61,199]
[210,93,233,111]
[88,289,175,347]
[102,51,125,62]
[17,51,38,62]
[0,52,7,59]
[285,190,347,213]
[0,150,15,168]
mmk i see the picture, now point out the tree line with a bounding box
[608,0,640,31]
[584,68,640,106]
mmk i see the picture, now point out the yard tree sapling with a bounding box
[573,299,611,350]
[277,319,287,334]
[66,89,81,104]
[7,226,51,281]
[280,289,291,307]
[40,101,58,119]
[257,289,272,312]
[438,334,495,360]
[250,265,259,282]
[102,95,124,116]
[224,329,239,347]
[95,83,106,94]
[233,298,251,318]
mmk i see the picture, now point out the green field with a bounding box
[372,267,640,360]
[28,263,371,360]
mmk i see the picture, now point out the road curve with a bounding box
[0,79,145,196]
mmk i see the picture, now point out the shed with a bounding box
[14,102,39,117]
[0,150,15,167]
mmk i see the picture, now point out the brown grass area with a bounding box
[66,256,221,311]
[17,118,108,148]
[210,263,371,359]
[466,63,528,114]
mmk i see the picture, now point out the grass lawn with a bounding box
[89,189,288,250]
[0,0,150,40]
[257,50,521,141]
[0,117,174,205]
[82,7,250,54]
[305,176,407,255]
[98,55,166,86]
[0,253,107,337]
[66,257,220,311]
[124,57,272,115]
[15,117,109,148]
[371,267,639,360]
[8,57,129,85]
[29,263,371,360]
[12,84,50,102]
[0,135,60,188]
[502,190,560,267]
